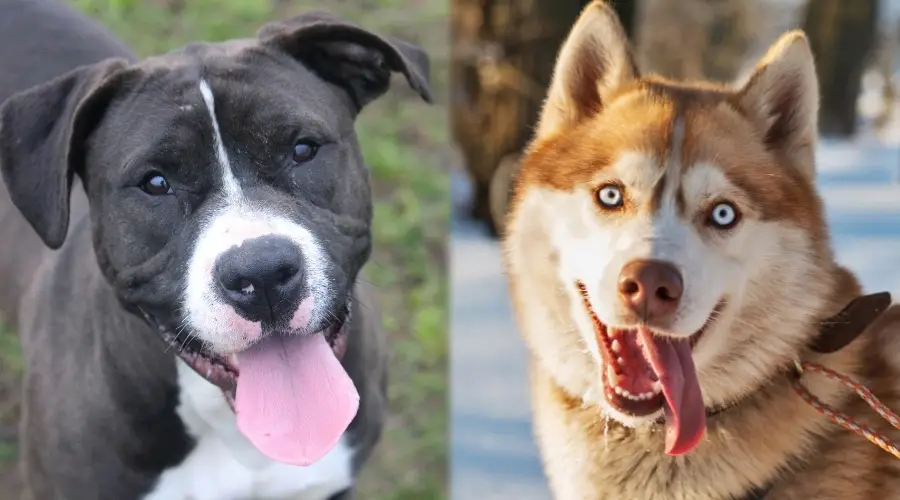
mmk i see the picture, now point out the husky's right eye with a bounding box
[596,185,624,209]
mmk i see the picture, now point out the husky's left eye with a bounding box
[596,185,624,209]
[708,201,740,229]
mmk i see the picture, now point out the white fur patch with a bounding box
[184,79,331,353]
[198,80,241,199]
[142,361,354,500]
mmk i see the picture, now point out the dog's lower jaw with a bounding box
[596,396,665,429]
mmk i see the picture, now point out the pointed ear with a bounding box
[735,31,819,179]
[0,58,130,249]
[534,1,638,140]
[257,11,433,110]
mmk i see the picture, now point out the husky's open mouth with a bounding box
[576,282,722,455]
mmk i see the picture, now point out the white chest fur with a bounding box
[142,361,355,500]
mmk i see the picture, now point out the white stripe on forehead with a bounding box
[198,79,242,199]
[661,114,686,204]
[648,114,686,249]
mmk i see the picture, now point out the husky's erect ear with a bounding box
[735,31,819,179]
[257,11,432,110]
[534,1,638,141]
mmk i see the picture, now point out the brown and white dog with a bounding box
[502,2,900,499]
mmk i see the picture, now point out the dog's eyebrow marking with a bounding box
[665,114,685,183]
[199,79,241,199]
[651,113,685,213]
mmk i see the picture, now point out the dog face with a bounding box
[0,12,431,366]
[505,3,834,455]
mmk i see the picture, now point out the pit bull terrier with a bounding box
[0,0,432,498]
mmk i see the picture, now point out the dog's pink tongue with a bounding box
[235,333,359,466]
[637,327,706,455]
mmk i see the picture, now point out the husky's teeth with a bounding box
[612,385,659,401]
[616,357,625,366]
[652,381,663,393]
[611,340,621,353]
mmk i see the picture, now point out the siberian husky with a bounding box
[502,2,900,498]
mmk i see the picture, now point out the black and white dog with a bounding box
[0,0,431,498]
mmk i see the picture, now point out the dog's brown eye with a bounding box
[292,140,319,164]
[140,173,174,196]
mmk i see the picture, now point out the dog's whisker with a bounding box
[350,297,374,313]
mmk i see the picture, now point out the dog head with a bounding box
[506,1,840,455]
[0,11,430,464]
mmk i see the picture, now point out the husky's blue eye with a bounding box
[709,201,740,229]
[292,140,319,164]
[596,184,624,209]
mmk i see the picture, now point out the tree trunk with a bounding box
[802,0,879,137]
[636,0,758,82]
[450,0,637,235]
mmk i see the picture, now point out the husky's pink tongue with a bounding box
[636,327,706,455]
[235,333,359,466]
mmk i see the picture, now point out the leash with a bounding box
[735,291,895,499]
[790,360,900,459]
[786,291,900,461]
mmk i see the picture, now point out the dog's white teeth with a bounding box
[611,340,621,353]
[616,357,625,366]
[612,385,659,401]
[652,381,663,394]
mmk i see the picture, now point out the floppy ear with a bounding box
[734,31,819,179]
[257,11,433,109]
[0,58,130,249]
[534,1,638,141]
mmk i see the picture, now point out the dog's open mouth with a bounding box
[576,282,722,456]
[148,302,352,406]
[140,301,357,466]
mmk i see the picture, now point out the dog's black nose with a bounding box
[213,235,305,322]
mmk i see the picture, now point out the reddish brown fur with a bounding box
[503,2,900,498]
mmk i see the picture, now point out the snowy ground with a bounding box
[448,137,900,499]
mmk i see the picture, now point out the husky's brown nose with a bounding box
[617,260,683,323]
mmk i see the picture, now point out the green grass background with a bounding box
[0,0,449,498]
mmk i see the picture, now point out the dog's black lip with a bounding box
[137,299,352,409]
[137,308,240,406]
